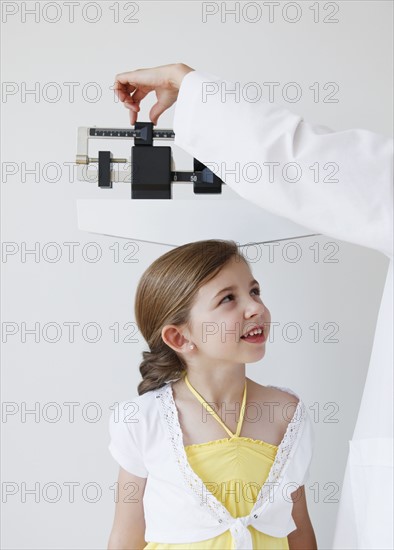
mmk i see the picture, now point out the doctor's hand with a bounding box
[113,63,195,126]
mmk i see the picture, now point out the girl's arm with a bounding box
[287,485,318,549]
[108,466,148,550]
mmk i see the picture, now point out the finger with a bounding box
[129,88,150,104]
[112,78,138,102]
[115,71,142,86]
[113,86,133,103]
[129,107,138,126]
[124,102,140,113]
[149,102,167,126]
[114,71,145,97]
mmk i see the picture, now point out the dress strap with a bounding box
[184,374,247,438]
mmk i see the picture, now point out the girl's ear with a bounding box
[162,325,190,353]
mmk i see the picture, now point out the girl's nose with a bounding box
[245,298,265,316]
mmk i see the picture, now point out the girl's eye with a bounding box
[220,287,261,304]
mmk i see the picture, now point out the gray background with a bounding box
[1,1,392,549]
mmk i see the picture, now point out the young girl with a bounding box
[108,239,316,550]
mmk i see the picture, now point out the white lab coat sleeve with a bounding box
[108,400,148,478]
[173,70,393,259]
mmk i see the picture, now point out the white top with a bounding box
[108,381,315,548]
[173,70,392,258]
[169,69,393,548]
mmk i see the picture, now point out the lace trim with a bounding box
[251,384,306,516]
[155,384,232,524]
[155,382,305,525]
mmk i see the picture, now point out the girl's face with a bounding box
[187,256,271,365]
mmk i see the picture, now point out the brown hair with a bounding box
[134,239,248,395]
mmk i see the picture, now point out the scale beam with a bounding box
[76,121,223,197]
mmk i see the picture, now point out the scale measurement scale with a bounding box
[75,122,320,246]
[76,122,223,197]
[88,127,175,139]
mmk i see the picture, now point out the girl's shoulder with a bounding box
[248,378,301,430]
[117,387,161,421]
[249,378,300,406]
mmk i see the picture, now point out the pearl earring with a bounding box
[189,344,194,350]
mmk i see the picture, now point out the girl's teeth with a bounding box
[246,329,262,337]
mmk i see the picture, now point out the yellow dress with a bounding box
[144,375,289,550]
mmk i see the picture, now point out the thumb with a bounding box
[149,102,168,125]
